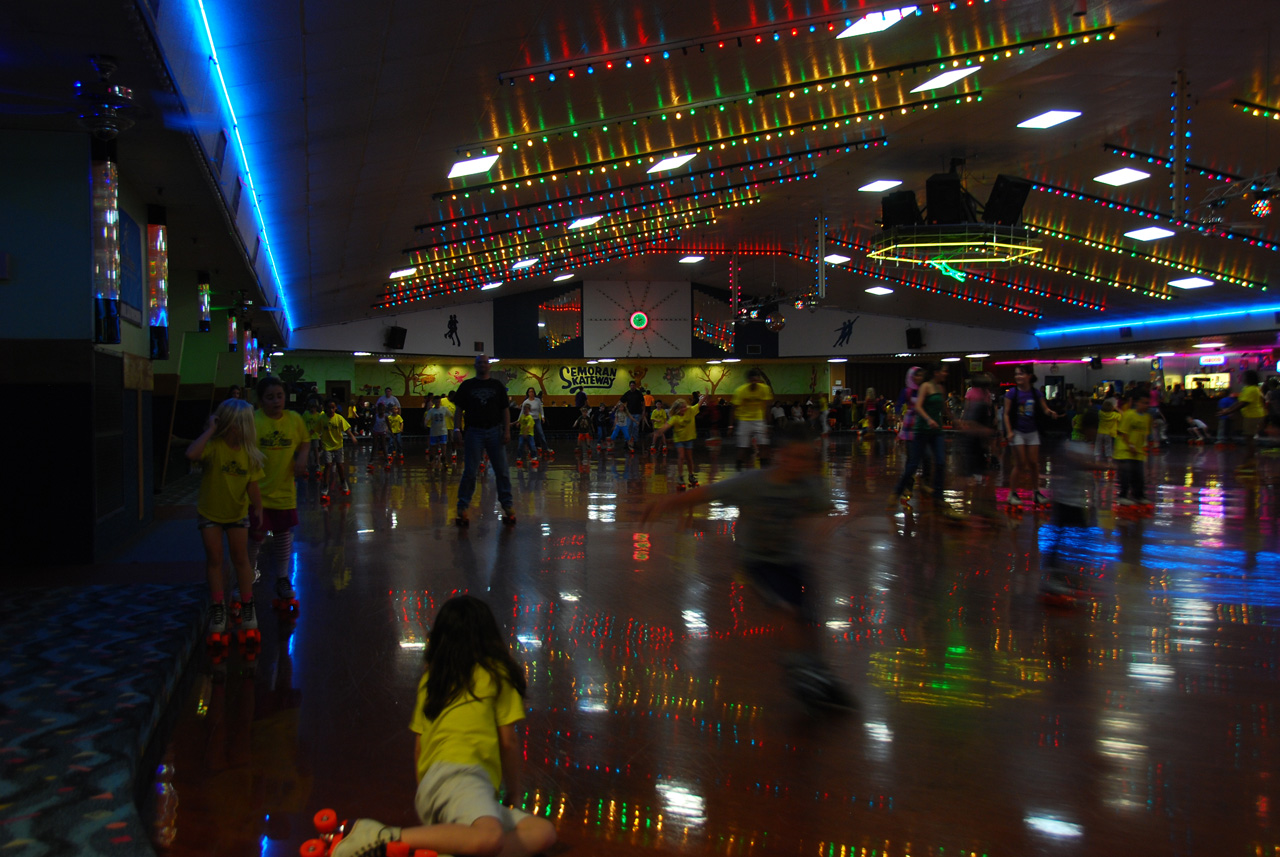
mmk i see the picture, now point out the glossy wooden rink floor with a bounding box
[148,438,1280,857]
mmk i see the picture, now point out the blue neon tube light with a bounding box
[194,0,294,334]
[1035,304,1280,337]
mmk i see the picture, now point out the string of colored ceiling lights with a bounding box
[1028,180,1280,252]
[1103,144,1242,184]
[436,135,888,202]
[1023,222,1266,290]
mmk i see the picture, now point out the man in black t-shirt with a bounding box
[454,355,514,524]
[619,380,646,452]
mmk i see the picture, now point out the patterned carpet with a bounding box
[0,585,205,856]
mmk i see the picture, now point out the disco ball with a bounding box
[766,314,786,332]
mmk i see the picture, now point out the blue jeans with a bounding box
[457,425,514,512]
[534,419,549,451]
[894,431,945,497]
[388,432,403,455]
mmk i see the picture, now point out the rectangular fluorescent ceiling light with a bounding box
[647,153,697,172]
[1094,168,1149,186]
[966,353,990,358]
[379,357,396,363]
[1169,277,1214,289]
[1154,352,1175,357]
[722,358,741,363]
[597,358,615,363]
[553,273,575,281]
[1017,110,1081,129]
[941,357,962,362]
[511,257,539,269]
[827,357,848,363]
[447,154,500,179]
[1116,354,1136,360]
[679,255,705,263]
[910,66,980,93]
[1124,226,1175,241]
[537,322,546,327]
[480,281,503,290]
[837,6,917,38]
[1193,342,1225,348]
[824,254,852,264]
[568,216,603,229]
[865,286,894,295]
[389,267,417,279]
[353,351,371,356]
[859,180,902,192]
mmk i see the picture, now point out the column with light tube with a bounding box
[227,310,238,352]
[197,272,212,332]
[146,205,169,359]
[91,138,121,343]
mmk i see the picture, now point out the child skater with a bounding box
[425,395,450,463]
[1096,398,1120,462]
[608,401,631,453]
[371,403,389,464]
[1114,392,1152,508]
[648,399,669,454]
[319,399,358,503]
[514,401,538,465]
[248,376,309,615]
[573,407,593,459]
[303,398,325,479]
[652,395,706,489]
[331,595,557,857]
[387,405,405,461]
[186,399,265,644]
[1040,410,1107,603]
[642,425,855,709]
[1185,415,1210,444]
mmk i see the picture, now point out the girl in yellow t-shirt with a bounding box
[187,398,266,647]
[330,595,557,857]
[653,394,708,489]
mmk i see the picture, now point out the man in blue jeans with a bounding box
[455,355,515,525]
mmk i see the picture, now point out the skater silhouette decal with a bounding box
[833,317,858,349]
[444,314,461,347]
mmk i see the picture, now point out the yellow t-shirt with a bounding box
[387,414,404,434]
[518,413,535,437]
[1098,410,1120,437]
[197,438,264,523]
[320,413,351,452]
[254,410,309,510]
[443,398,457,430]
[1114,409,1152,461]
[732,383,773,422]
[1239,385,1265,419]
[650,408,668,430]
[409,665,525,789]
[668,403,701,443]
[303,411,326,441]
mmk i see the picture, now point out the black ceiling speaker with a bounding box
[1090,357,1103,369]
[881,191,923,229]
[925,172,977,224]
[384,325,407,350]
[905,327,924,350]
[983,175,1033,226]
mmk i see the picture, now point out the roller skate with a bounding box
[516,458,525,468]
[1033,491,1051,510]
[320,489,330,505]
[547,449,555,458]
[236,600,261,660]
[531,457,539,468]
[205,602,230,658]
[1039,571,1078,608]
[676,481,687,492]
[501,506,517,526]
[455,508,470,528]
[341,485,351,500]
[366,459,374,472]
[688,474,699,488]
[271,576,299,618]
[1005,491,1025,515]
[937,501,966,522]
[301,813,431,857]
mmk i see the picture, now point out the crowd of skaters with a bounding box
[186,356,1278,857]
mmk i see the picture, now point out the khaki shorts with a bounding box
[1243,416,1262,437]
[414,762,532,830]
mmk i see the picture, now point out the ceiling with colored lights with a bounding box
[6,0,1280,341]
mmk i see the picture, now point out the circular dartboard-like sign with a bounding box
[629,311,649,330]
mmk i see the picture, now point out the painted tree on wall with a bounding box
[662,366,684,394]
[692,365,731,397]
[494,367,518,387]
[389,363,424,395]
[520,365,552,396]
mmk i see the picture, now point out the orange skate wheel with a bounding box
[300,839,326,857]
[314,808,338,834]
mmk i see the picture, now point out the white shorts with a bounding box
[1010,429,1040,447]
[736,419,770,448]
[414,762,532,830]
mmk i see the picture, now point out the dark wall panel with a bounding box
[492,284,584,359]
